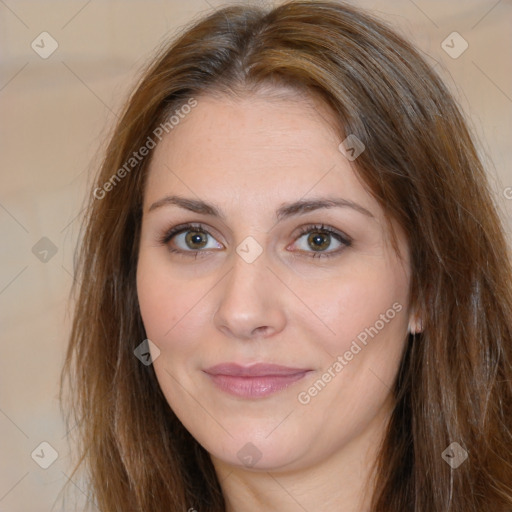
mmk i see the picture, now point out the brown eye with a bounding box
[184,231,209,250]
[306,232,332,251]
[159,223,223,255]
[291,224,352,258]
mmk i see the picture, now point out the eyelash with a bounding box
[157,222,352,259]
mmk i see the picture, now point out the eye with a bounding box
[289,224,351,258]
[157,222,351,259]
[158,223,223,257]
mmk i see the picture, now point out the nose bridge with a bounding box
[213,241,286,339]
[224,243,270,304]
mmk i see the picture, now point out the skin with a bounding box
[136,89,420,512]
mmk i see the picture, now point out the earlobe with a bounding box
[408,315,423,335]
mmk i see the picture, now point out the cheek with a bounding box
[136,257,216,437]
[136,263,172,339]
[294,267,409,442]
[136,255,206,345]
[307,259,410,360]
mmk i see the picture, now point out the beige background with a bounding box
[1,0,511,510]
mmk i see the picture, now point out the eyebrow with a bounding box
[147,195,374,220]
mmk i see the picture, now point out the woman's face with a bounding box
[137,91,415,473]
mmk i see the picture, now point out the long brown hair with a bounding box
[60,1,512,510]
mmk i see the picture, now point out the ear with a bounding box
[408,313,423,335]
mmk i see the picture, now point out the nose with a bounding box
[213,248,287,341]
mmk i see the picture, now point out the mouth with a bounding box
[203,363,313,399]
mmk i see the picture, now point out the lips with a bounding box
[204,363,311,377]
[203,363,312,399]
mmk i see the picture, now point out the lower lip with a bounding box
[205,372,310,399]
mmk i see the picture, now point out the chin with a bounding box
[199,424,313,472]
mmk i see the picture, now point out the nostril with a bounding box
[252,325,271,337]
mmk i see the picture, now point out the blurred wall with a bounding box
[0,0,510,510]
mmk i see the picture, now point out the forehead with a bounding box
[144,92,374,213]
[142,92,410,264]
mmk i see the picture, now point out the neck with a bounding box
[211,399,392,512]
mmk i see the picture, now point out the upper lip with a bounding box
[203,363,311,377]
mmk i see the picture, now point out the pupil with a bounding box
[186,231,207,249]
[309,232,329,251]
